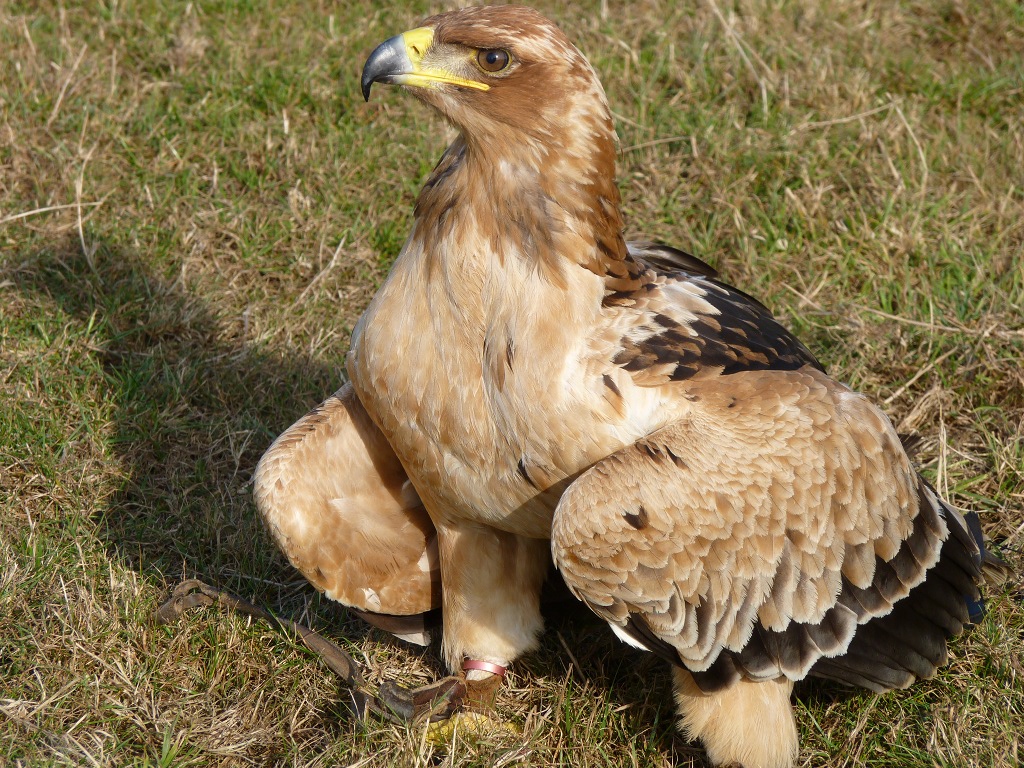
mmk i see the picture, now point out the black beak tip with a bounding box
[360,35,406,105]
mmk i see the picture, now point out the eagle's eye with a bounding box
[476,48,511,73]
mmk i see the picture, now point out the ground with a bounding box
[1,1,1022,766]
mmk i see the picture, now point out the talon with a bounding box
[155,579,217,624]
[378,675,467,722]
[420,665,511,744]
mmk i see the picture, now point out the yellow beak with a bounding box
[360,27,490,101]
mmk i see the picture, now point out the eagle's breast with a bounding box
[347,233,682,537]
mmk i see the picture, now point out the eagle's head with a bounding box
[361,6,628,276]
[361,6,614,165]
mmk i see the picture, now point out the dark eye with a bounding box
[476,48,511,73]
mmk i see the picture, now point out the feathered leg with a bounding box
[435,521,550,682]
[672,668,798,768]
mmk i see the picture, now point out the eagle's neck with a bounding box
[412,110,630,291]
[385,120,630,399]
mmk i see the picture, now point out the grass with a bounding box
[1,0,1021,765]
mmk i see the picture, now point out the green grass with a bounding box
[1,0,1022,766]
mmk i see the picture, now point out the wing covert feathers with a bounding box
[626,241,718,278]
[254,384,441,617]
[551,366,982,692]
[605,267,824,385]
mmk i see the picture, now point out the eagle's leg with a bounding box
[671,668,798,768]
[435,521,550,706]
[254,383,441,640]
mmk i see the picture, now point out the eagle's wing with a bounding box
[254,383,441,631]
[553,299,982,693]
[626,241,719,278]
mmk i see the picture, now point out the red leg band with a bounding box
[462,659,507,677]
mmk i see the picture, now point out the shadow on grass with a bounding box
[9,236,396,751]
[13,237,337,595]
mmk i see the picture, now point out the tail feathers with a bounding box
[959,511,989,623]
[963,510,1013,582]
[349,607,441,646]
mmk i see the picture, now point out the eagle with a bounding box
[253,6,992,767]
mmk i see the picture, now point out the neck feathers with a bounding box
[412,90,628,287]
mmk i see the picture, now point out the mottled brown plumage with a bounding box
[254,7,989,767]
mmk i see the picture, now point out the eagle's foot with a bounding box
[376,667,504,723]
[422,667,520,744]
[377,675,467,722]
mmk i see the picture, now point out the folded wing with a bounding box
[551,366,982,692]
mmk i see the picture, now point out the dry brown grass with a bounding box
[2,0,1022,766]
